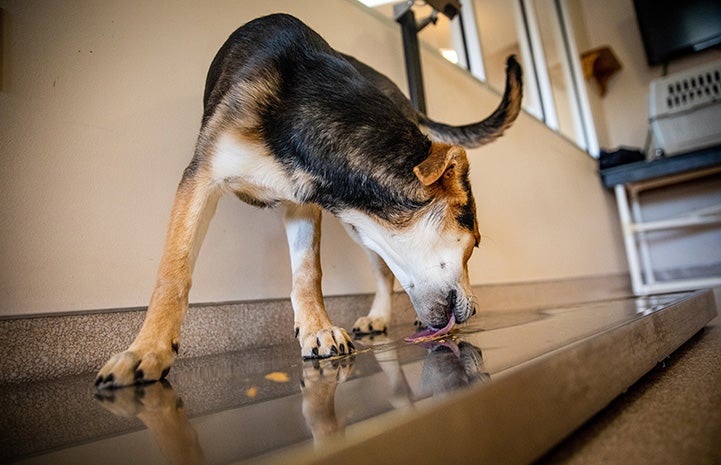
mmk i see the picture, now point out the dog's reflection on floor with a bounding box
[95,381,204,465]
[421,340,490,397]
[302,337,490,441]
[300,357,354,444]
[95,338,488,462]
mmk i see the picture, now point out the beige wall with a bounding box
[573,0,721,149]
[572,0,721,274]
[0,0,627,316]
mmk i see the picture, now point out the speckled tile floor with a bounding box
[0,287,717,465]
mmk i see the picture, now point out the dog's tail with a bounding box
[418,55,523,148]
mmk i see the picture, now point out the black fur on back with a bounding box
[202,14,433,222]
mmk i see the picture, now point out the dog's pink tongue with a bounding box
[404,314,456,343]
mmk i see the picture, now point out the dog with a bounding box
[95,13,522,389]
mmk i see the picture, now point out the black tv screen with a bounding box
[633,0,721,66]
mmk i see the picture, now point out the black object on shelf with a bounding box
[598,147,646,170]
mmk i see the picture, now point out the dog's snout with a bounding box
[411,287,475,330]
[429,290,457,329]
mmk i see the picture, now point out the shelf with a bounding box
[600,145,721,188]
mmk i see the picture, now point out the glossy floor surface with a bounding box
[538,313,721,465]
[1,291,717,465]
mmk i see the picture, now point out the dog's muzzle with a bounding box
[427,289,474,329]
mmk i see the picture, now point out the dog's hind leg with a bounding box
[96,165,221,388]
[284,203,355,358]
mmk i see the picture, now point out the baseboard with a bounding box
[0,274,633,384]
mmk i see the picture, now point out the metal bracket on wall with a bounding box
[393,0,460,114]
[394,2,428,114]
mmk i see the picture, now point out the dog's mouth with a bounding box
[430,289,459,326]
[404,288,477,343]
[404,313,456,343]
[404,290,457,343]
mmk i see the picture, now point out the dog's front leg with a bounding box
[96,172,221,388]
[341,225,394,335]
[352,249,394,335]
[284,204,355,358]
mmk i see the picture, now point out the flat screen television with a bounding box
[633,0,721,66]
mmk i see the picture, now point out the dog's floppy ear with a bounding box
[413,143,466,186]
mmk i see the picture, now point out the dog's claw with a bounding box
[299,326,354,359]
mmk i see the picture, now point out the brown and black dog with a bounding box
[96,13,522,389]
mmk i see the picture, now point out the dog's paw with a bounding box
[298,326,355,359]
[95,347,175,389]
[351,315,389,336]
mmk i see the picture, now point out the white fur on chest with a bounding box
[211,133,308,204]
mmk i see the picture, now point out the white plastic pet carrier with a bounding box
[649,59,721,156]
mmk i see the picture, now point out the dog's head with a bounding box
[340,143,479,329]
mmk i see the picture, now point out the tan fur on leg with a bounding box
[96,170,221,388]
